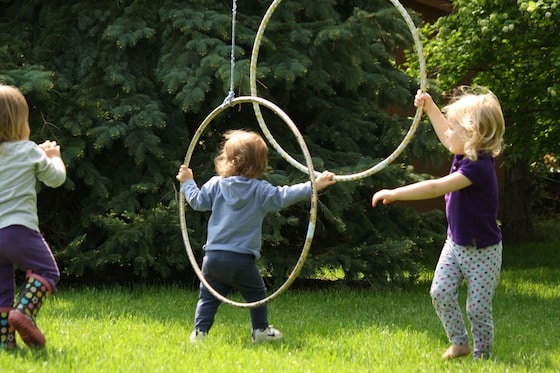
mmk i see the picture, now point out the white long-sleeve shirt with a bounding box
[0,140,66,232]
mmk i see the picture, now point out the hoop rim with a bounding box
[180,96,318,308]
[249,0,427,182]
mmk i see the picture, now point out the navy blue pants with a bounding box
[0,225,60,307]
[194,250,268,332]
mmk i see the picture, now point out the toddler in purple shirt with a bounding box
[372,86,505,360]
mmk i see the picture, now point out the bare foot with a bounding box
[441,344,471,360]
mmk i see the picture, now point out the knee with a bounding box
[430,284,452,304]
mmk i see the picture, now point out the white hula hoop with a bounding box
[180,96,318,308]
[249,0,427,182]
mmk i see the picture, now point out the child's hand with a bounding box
[414,89,438,115]
[414,90,431,107]
[39,140,61,159]
[315,170,336,191]
[176,165,193,183]
[371,189,396,207]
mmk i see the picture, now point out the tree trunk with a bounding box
[502,159,535,243]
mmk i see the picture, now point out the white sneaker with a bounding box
[252,325,283,343]
[189,329,207,343]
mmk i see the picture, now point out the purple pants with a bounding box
[0,225,60,307]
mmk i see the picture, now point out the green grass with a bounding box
[1,239,559,372]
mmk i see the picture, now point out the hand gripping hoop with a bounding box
[180,96,318,308]
[249,0,428,182]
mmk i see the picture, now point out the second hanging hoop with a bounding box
[249,0,428,182]
[179,96,318,309]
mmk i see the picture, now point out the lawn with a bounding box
[1,239,559,372]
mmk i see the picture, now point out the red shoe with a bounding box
[8,310,46,348]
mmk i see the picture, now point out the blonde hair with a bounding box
[214,130,268,178]
[0,85,29,143]
[443,87,505,161]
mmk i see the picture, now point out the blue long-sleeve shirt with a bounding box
[182,175,311,259]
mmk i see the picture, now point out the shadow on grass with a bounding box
[493,268,560,370]
[20,270,556,372]
[5,343,79,365]
[39,238,559,371]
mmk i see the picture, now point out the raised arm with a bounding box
[415,90,450,149]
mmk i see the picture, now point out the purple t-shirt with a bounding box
[445,154,502,248]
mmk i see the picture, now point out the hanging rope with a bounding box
[180,0,319,309]
[181,0,427,308]
[180,96,318,309]
[222,0,237,107]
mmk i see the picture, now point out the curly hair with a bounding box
[443,87,505,161]
[0,85,29,143]
[214,130,268,178]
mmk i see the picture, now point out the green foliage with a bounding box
[0,0,446,286]
[416,0,560,178]
[411,0,560,241]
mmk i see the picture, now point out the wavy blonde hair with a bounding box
[443,86,505,161]
[214,130,268,178]
[0,85,29,143]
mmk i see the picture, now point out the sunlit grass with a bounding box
[500,268,560,299]
[1,238,559,372]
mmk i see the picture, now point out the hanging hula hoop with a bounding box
[179,96,318,309]
[249,0,427,182]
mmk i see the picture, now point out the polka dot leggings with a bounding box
[430,239,502,358]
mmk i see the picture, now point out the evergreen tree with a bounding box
[0,0,445,286]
